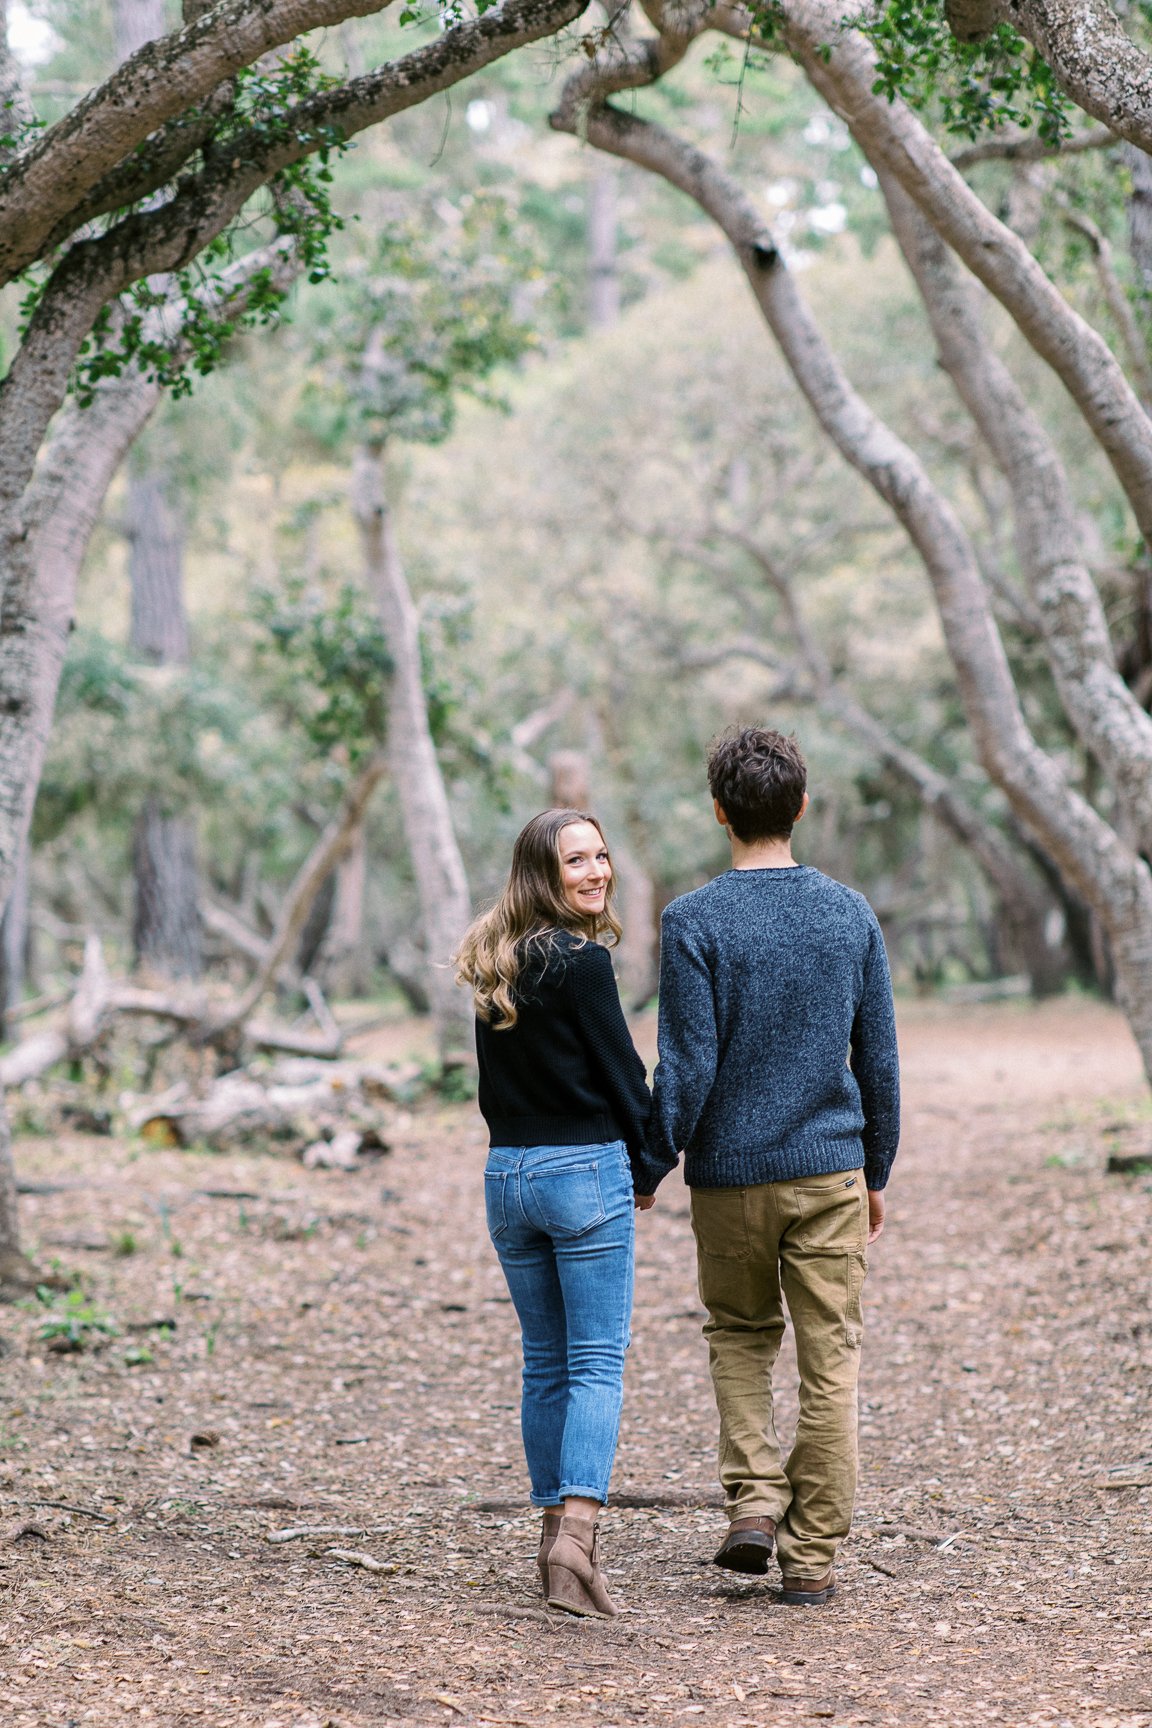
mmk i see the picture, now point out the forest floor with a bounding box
[1,996,1151,1728]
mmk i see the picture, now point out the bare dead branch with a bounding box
[951,123,1117,169]
[1057,197,1152,405]
[214,750,388,1033]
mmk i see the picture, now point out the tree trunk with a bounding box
[549,749,590,808]
[0,1091,40,1295]
[352,443,473,1064]
[132,796,202,979]
[126,456,202,978]
[0,835,30,1039]
[1125,143,1152,299]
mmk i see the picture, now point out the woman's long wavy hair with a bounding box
[455,808,621,1030]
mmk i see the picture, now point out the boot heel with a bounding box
[546,1561,606,1618]
[546,1516,618,1619]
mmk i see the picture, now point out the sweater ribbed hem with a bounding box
[486,1113,621,1150]
[683,1137,865,1189]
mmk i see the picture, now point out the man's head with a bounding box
[706,726,808,844]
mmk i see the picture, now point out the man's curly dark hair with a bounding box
[706,726,807,843]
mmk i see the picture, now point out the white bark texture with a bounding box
[994,0,1152,157]
[352,444,473,1063]
[554,16,1152,1081]
[0,835,30,1034]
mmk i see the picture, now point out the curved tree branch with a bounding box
[950,122,1117,168]
[707,0,1152,561]
[0,0,590,517]
[0,0,396,283]
[552,12,1152,1079]
[878,169,1152,855]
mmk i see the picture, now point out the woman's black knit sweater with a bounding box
[474,931,651,1181]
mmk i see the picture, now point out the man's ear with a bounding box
[794,791,810,824]
[713,798,729,828]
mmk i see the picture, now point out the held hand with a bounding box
[635,1193,657,1211]
[866,1189,886,1245]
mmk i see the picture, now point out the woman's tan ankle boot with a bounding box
[536,1510,563,1596]
[546,1515,618,1619]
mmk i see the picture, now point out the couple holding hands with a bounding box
[455,726,901,1618]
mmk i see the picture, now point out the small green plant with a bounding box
[161,1498,206,1518]
[35,1288,118,1353]
[113,1230,138,1257]
[421,1058,474,1105]
[123,1344,153,1367]
[204,1321,220,1359]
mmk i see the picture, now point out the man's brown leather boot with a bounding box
[713,1516,777,1575]
[779,1570,836,1606]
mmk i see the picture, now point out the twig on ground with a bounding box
[861,1555,900,1579]
[266,1524,368,1543]
[469,1603,559,1627]
[32,1499,116,1523]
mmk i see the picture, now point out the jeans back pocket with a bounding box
[525,1163,606,1238]
[484,1170,509,1240]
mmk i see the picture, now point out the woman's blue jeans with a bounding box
[485,1141,635,1507]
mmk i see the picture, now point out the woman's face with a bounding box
[557,821,612,920]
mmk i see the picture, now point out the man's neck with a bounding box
[728,833,799,871]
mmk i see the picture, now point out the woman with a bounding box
[455,808,653,1619]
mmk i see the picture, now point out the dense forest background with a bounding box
[3,0,1152,1104]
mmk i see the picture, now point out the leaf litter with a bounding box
[0,997,1149,1726]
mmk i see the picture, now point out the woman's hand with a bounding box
[635,1193,657,1211]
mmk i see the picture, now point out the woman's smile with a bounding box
[559,821,612,919]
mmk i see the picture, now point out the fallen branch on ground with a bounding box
[323,1548,394,1572]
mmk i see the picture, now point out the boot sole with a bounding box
[713,1537,774,1575]
[778,1583,836,1606]
[547,1594,614,1620]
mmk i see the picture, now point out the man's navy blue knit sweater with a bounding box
[639,866,900,1196]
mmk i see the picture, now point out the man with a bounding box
[635,726,899,1605]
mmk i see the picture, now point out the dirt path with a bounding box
[1,998,1150,1728]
